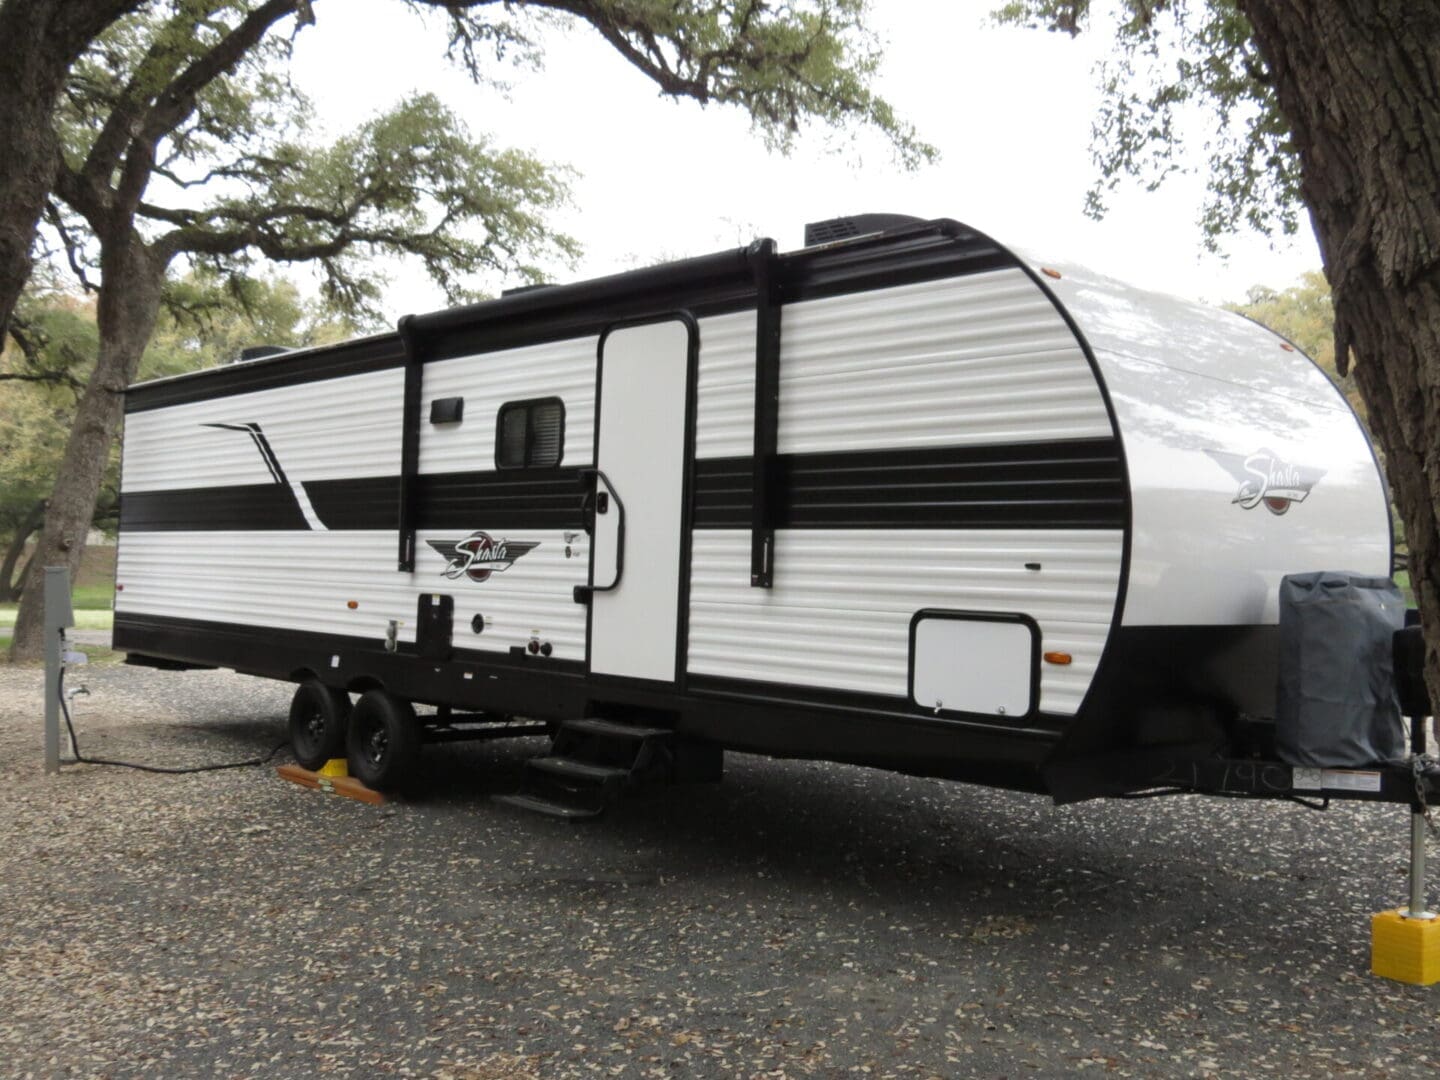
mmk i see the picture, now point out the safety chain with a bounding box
[1413,754,1440,838]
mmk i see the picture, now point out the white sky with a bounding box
[286,0,1320,320]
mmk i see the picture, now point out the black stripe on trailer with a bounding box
[119,467,591,533]
[119,438,1128,534]
[694,438,1127,531]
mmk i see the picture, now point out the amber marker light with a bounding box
[1043,652,1073,665]
[346,600,359,610]
[1280,342,1296,352]
[1041,267,1062,279]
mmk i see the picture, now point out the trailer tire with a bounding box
[347,689,419,791]
[288,680,351,770]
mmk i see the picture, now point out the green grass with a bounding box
[0,604,113,630]
[72,584,114,610]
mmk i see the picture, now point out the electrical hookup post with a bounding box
[42,565,76,774]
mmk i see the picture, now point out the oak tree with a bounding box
[0,0,143,346]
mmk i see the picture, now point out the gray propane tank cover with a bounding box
[1276,570,1406,767]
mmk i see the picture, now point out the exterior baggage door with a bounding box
[585,316,695,683]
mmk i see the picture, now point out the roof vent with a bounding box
[803,213,925,248]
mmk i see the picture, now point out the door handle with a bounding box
[574,468,625,603]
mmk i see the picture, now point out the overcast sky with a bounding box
[286,0,1321,320]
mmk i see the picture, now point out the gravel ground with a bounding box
[2,661,1437,1079]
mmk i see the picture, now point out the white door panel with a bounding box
[589,319,692,682]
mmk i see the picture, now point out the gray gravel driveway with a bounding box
[1,662,1436,1079]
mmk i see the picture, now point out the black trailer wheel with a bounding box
[347,689,420,791]
[288,680,351,770]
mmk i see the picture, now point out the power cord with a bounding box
[59,665,288,774]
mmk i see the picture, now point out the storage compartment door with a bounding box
[910,612,1038,720]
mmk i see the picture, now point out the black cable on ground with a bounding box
[59,667,289,774]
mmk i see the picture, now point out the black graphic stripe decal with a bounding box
[203,422,288,484]
[120,439,1126,533]
[199,421,332,531]
[120,468,590,533]
[696,438,1127,530]
[120,482,313,532]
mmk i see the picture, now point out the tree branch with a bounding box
[0,370,88,392]
[42,200,99,292]
[113,0,310,219]
[80,3,218,193]
[4,317,87,394]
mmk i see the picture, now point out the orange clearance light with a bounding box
[1043,651,1073,666]
[1041,267,1062,279]
[346,600,359,610]
[1280,342,1296,352]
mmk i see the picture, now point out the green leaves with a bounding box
[996,0,1301,249]
[437,0,937,168]
[48,0,928,321]
[158,92,579,321]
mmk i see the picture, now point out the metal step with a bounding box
[562,716,671,741]
[527,755,630,785]
[492,792,604,820]
[494,716,683,820]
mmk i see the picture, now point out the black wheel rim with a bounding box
[360,714,388,767]
[295,705,325,756]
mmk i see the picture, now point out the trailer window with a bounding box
[496,397,564,469]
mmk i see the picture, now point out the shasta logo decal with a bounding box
[427,532,539,582]
[1205,448,1325,515]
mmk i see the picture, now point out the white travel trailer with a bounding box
[113,215,1401,813]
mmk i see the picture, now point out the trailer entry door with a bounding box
[587,317,695,683]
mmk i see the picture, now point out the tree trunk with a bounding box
[7,237,163,660]
[0,0,142,342]
[1238,0,1440,715]
[0,497,46,602]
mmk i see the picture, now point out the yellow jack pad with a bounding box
[317,758,349,778]
[1371,909,1440,986]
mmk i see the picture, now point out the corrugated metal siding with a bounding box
[122,368,403,492]
[694,311,757,459]
[687,529,1122,714]
[114,529,588,660]
[419,337,597,474]
[122,337,599,496]
[777,269,1112,454]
